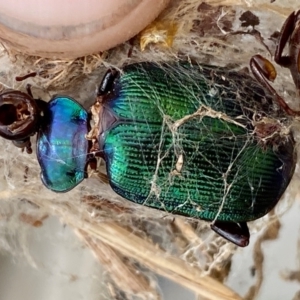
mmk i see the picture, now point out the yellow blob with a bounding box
[140,21,177,51]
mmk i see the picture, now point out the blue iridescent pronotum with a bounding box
[37,96,88,192]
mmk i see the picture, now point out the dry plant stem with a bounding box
[244,212,280,300]
[0,189,242,300]
[283,212,300,298]
[78,230,160,298]
[204,0,244,4]
[204,0,293,19]
[173,217,204,245]
[292,291,300,300]
[68,222,242,300]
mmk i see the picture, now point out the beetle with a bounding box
[0,10,299,247]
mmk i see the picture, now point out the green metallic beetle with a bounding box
[87,10,300,247]
[0,10,299,247]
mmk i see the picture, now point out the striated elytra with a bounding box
[89,62,296,247]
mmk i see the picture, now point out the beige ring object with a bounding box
[0,0,170,58]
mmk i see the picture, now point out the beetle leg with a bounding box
[25,141,32,154]
[275,10,300,94]
[210,221,249,247]
[250,54,300,116]
[12,138,32,154]
[274,11,299,67]
[26,84,34,98]
[85,156,97,179]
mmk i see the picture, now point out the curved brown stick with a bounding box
[15,72,37,82]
